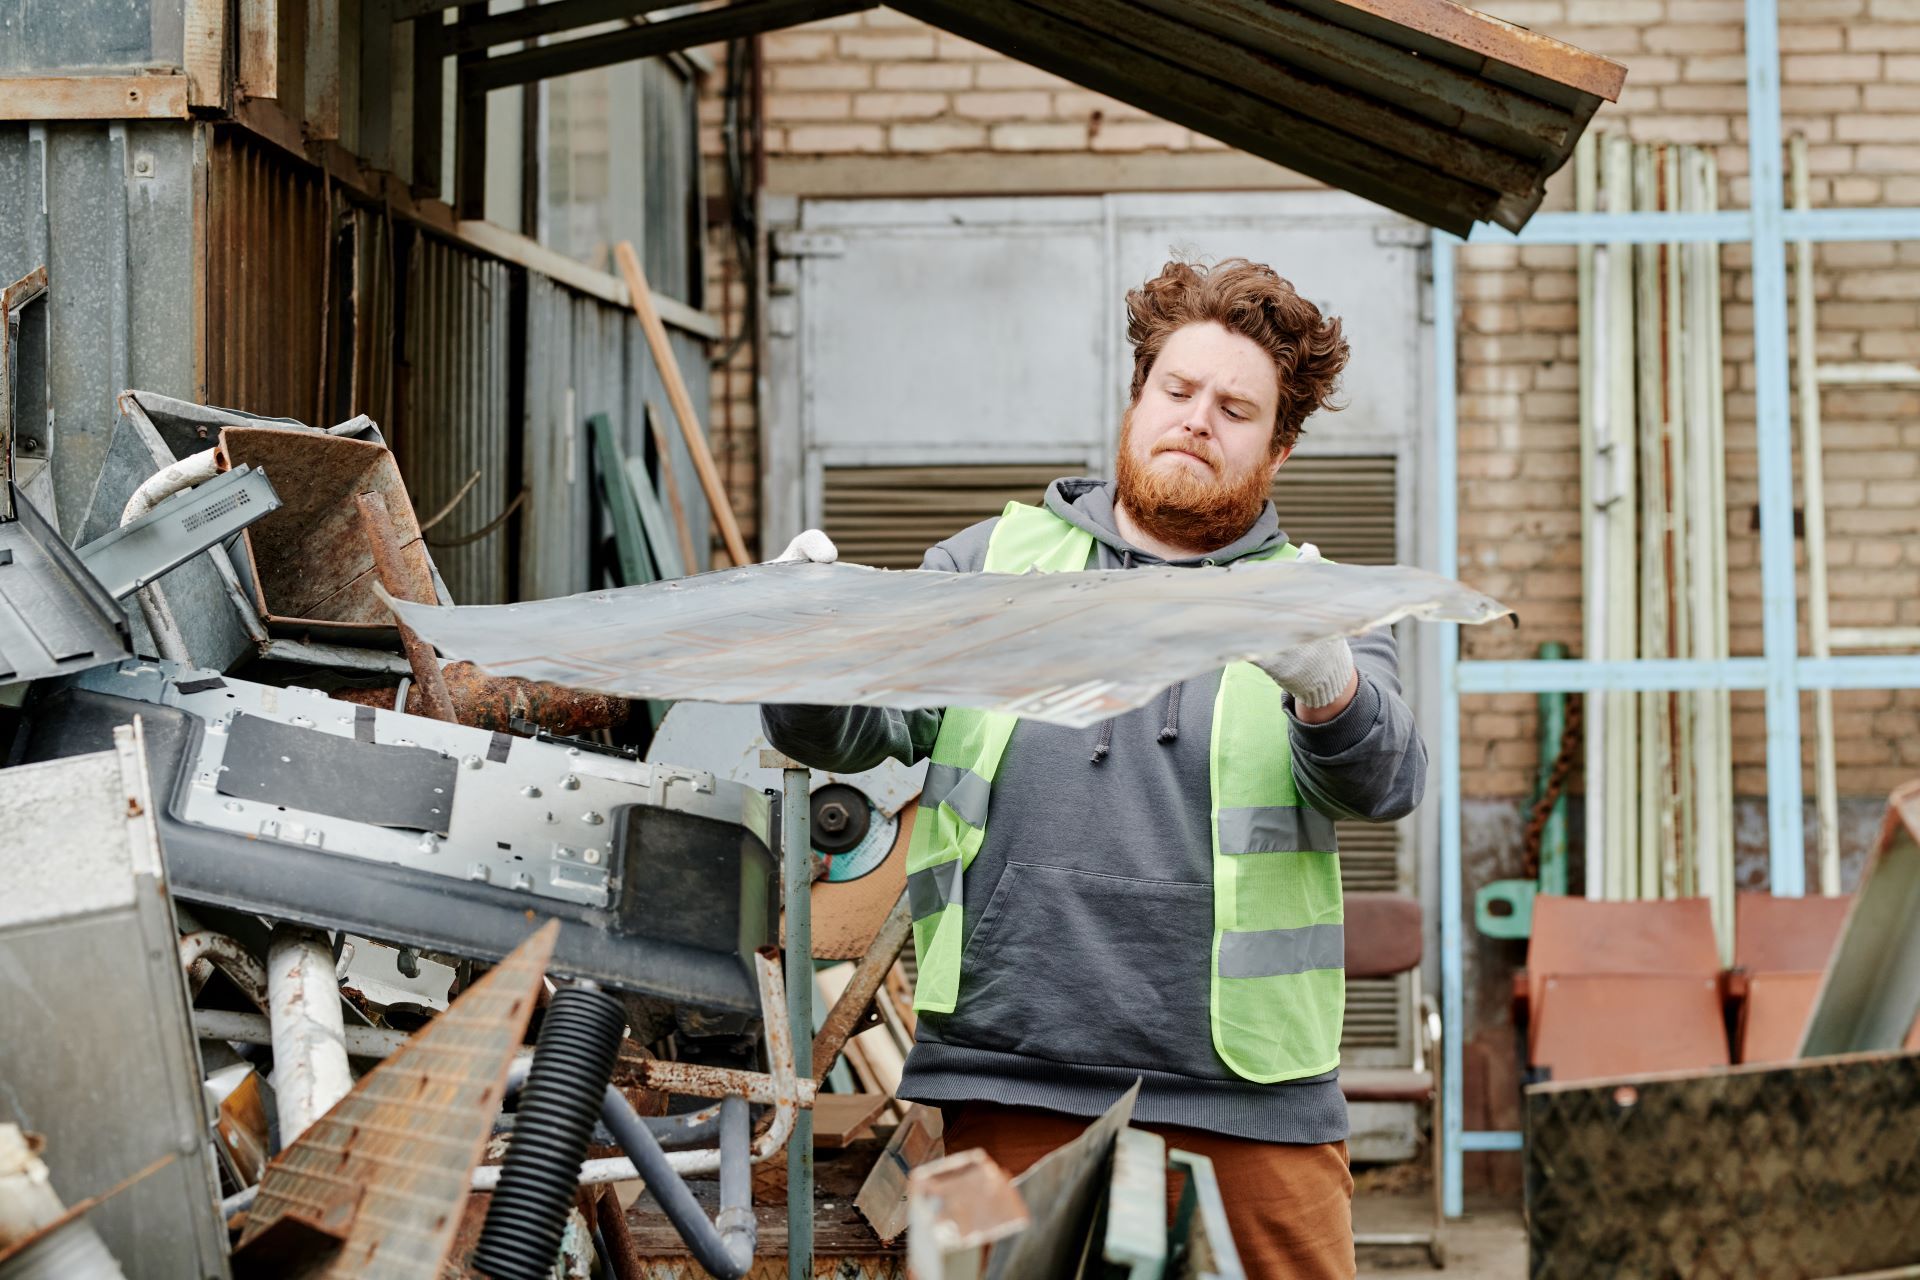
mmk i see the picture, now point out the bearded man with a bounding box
[763,258,1424,1278]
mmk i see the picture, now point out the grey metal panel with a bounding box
[0,123,197,542]
[796,197,1110,460]
[0,0,183,73]
[630,311,712,573]
[399,233,513,604]
[521,273,586,601]
[0,732,229,1280]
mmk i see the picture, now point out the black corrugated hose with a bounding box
[473,984,626,1280]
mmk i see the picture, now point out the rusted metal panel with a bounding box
[236,920,558,1279]
[388,559,1509,729]
[881,0,1622,235]
[206,126,330,429]
[397,231,513,605]
[1525,1051,1920,1279]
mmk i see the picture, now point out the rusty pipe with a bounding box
[812,891,912,1080]
[356,491,457,722]
[178,931,270,1013]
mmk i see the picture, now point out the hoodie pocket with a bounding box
[947,861,1227,1079]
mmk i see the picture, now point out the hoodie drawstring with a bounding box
[1090,719,1113,765]
[1158,683,1181,743]
[1088,545,1180,760]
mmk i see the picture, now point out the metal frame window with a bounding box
[1431,0,1920,1216]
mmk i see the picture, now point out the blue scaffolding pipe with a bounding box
[1433,0,1920,1216]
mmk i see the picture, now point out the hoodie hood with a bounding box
[1042,477,1290,567]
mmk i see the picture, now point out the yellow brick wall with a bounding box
[703,2,1920,800]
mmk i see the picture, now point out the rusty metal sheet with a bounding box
[1525,1050,1920,1279]
[387,560,1507,729]
[236,919,558,1280]
[885,0,1623,235]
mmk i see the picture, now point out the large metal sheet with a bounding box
[0,484,131,682]
[1799,779,1920,1058]
[1526,1051,1920,1279]
[387,558,1507,727]
[0,728,229,1280]
[0,123,197,541]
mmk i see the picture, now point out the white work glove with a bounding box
[769,529,838,564]
[1254,542,1357,709]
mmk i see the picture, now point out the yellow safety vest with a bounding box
[904,502,1346,1083]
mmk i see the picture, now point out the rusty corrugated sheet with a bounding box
[236,920,557,1279]
[397,232,514,605]
[885,0,1625,235]
[206,127,331,428]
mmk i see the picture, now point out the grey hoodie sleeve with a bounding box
[759,524,995,771]
[1284,626,1426,823]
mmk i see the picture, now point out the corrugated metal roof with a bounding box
[886,0,1624,235]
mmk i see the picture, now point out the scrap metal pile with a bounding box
[0,267,1518,1277]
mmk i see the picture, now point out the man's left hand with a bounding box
[1256,542,1359,721]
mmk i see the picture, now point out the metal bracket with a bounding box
[76,464,282,599]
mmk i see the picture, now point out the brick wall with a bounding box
[702,1,1920,805]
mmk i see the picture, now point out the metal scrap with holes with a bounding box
[386,559,1508,729]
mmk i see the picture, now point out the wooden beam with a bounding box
[451,4,487,220]
[460,0,874,94]
[239,0,278,99]
[185,0,227,108]
[614,241,751,566]
[0,76,191,120]
[440,0,682,56]
[455,219,721,338]
[411,13,443,197]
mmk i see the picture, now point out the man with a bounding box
[764,259,1424,1277]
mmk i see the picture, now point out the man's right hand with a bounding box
[769,529,838,564]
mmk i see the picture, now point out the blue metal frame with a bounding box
[1433,0,1920,1216]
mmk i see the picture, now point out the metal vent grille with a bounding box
[1339,818,1408,1054]
[1272,455,1399,565]
[823,464,1075,568]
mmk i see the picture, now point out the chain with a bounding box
[1521,695,1584,882]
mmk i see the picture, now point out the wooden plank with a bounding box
[239,0,278,99]
[624,457,685,580]
[307,0,341,139]
[442,0,686,56]
[856,1104,943,1245]
[813,1093,891,1149]
[411,13,443,197]
[0,77,191,121]
[458,220,720,338]
[185,0,227,107]
[461,0,875,94]
[588,413,655,588]
[614,241,751,566]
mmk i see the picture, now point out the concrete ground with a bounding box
[1354,1195,1525,1278]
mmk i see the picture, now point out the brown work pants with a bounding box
[941,1101,1355,1280]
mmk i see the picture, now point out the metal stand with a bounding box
[767,751,814,1280]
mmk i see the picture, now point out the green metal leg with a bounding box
[782,762,814,1280]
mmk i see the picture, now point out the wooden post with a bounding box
[613,240,751,566]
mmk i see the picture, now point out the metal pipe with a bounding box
[1431,225,1465,1221]
[781,762,813,1280]
[1536,644,1569,898]
[356,491,458,722]
[1792,134,1843,899]
[596,1085,754,1279]
[194,1008,412,1059]
[178,932,270,1013]
[119,447,219,665]
[265,925,353,1144]
[812,892,911,1081]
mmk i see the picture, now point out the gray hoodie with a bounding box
[762,478,1425,1143]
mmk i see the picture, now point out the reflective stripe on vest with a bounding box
[903,501,1345,1084]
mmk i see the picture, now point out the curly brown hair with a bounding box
[1125,258,1349,455]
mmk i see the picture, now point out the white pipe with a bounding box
[1792,136,1843,898]
[194,1008,416,1059]
[266,925,353,1144]
[179,931,270,1012]
[120,448,221,665]
[1830,627,1920,650]
[1577,132,1608,902]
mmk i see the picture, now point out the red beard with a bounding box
[1112,414,1272,554]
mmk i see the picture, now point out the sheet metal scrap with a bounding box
[386,560,1509,729]
[1525,1049,1920,1279]
[234,919,559,1280]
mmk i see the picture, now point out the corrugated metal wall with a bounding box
[206,128,333,430]
[0,122,197,542]
[398,234,514,605]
